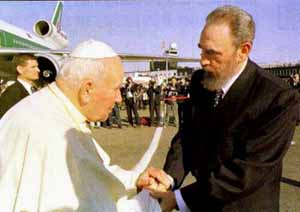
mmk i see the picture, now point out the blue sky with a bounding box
[0,0,300,71]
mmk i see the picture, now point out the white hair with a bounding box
[56,57,104,86]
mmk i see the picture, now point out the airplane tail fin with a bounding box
[51,1,63,32]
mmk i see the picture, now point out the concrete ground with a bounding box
[92,110,300,212]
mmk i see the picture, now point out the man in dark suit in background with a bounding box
[147,78,162,126]
[137,6,300,212]
[124,77,140,127]
[177,77,190,129]
[0,54,40,118]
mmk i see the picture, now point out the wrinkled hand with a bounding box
[137,167,177,212]
[136,167,171,192]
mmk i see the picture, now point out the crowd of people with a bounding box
[90,75,191,129]
[0,56,192,130]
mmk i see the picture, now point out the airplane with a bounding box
[0,1,199,84]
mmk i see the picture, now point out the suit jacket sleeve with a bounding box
[0,83,28,118]
[170,88,299,210]
[163,130,190,187]
[1,91,19,118]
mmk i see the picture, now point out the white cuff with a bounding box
[174,189,191,212]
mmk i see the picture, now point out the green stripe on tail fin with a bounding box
[51,1,63,31]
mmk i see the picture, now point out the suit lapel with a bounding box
[15,80,30,97]
[216,60,257,120]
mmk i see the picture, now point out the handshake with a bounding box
[137,167,177,212]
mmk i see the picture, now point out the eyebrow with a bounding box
[198,43,222,55]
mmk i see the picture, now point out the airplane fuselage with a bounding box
[0,20,55,50]
[0,29,49,49]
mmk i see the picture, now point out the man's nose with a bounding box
[200,55,210,67]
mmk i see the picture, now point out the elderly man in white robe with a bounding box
[0,40,164,212]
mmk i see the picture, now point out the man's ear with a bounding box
[237,41,252,62]
[16,65,23,75]
[78,79,95,106]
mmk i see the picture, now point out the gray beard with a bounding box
[201,71,228,91]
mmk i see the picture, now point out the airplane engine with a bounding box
[35,53,61,84]
[33,20,68,50]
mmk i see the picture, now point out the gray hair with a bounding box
[206,6,255,47]
[56,57,104,86]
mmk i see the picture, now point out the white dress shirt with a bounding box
[0,82,160,212]
[174,59,248,212]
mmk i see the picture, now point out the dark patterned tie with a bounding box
[213,89,223,107]
[31,86,37,93]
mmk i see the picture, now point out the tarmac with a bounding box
[92,110,300,212]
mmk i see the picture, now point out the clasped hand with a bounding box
[137,167,177,212]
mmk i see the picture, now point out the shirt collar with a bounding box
[48,82,88,131]
[17,78,33,94]
[221,58,248,97]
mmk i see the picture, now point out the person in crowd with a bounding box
[160,80,168,126]
[288,73,300,130]
[124,77,141,127]
[142,86,149,109]
[135,84,144,110]
[177,77,190,129]
[106,102,122,128]
[0,40,160,212]
[0,54,40,118]
[164,77,178,127]
[101,119,111,128]
[289,73,300,90]
[138,6,300,212]
[147,78,162,126]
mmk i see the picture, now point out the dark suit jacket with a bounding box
[148,85,161,105]
[0,80,29,118]
[163,60,300,212]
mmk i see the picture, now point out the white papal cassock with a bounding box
[0,82,161,212]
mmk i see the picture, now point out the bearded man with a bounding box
[138,5,300,212]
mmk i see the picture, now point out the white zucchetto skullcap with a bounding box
[70,39,117,59]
